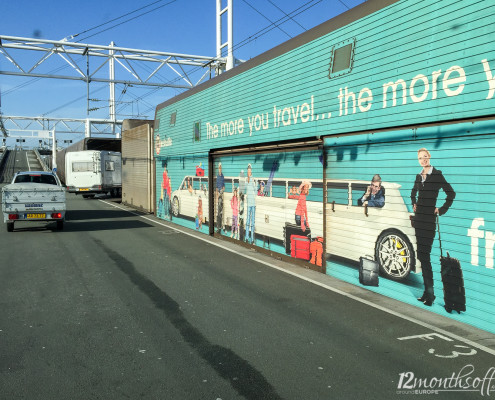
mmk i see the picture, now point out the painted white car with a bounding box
[171,176,209,222]
[171,175,417,280]
[326,179,417,280]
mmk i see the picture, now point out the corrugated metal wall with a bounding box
[122,123,154,212]
[212,147,324,271]
[155,153,209,232]
[155,0,495,153]
[324,120,495,334]
[151,0,495,334]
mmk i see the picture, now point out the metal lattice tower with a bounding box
[0,33,229,137]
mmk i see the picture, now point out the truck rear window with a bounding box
[14,174,58,185]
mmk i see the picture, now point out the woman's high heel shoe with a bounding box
[423,296,436,307]
[417,293,427,302]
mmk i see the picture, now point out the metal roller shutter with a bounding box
[122,123,153,212]
[212,144,325,272]
[324,121,495,333]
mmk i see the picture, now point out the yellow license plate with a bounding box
[79,188,90,191]
[27,213,46,219]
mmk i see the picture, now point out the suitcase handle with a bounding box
[437,215,443,258]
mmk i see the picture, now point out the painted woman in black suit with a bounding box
[411,148,455,306]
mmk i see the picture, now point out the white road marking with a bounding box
[398,333,454,342]
[26,152,31,171]
[100,199,495,357]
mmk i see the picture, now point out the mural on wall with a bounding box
[324,127,495,333]
[211,151,324,269]
[151,0,495,335]
[155,141,210,232]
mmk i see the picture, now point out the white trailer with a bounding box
[65,150,122,198]
[2,171,66,232]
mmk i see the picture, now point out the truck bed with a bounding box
[2,183,66,226]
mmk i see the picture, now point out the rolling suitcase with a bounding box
[359,256,379,286]
[291,235,311,260]
[438,217,466,314]
[310,237,324,267]
[284,222,311,254]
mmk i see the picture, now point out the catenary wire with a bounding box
[267,0,307,31]
[68,0,173,40]
[241,0,293,38]
[76,0,178,42]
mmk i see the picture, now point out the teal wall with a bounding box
[155,0,495,155]
[153,0,495,334]
[324,119,495,334]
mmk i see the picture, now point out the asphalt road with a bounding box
[1,192,494,399]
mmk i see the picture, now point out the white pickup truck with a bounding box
[2,171,66,232]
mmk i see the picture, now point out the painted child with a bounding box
[230,187,239,239]
[197,196,203,230]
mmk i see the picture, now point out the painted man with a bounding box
[358,174,385,208]
[215,162,225,232]
[245,163,257,244]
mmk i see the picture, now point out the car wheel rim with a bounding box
[173,198,179,216]
[377,234,411,278]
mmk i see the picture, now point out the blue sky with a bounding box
[0,0,365,146]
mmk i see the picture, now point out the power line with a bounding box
[266,0,307,32]
[240,0,293,39]
[68,0,172,40]
[112,0,326,114]
[76,0,178,42]
[231,0,323,54]
[41,86,107,116]
[2,59,84,97]
[337,0,350,10]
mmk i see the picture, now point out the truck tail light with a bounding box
[51,213,62,219]
[8,214,19,220]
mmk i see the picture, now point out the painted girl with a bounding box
[295,180,311,232]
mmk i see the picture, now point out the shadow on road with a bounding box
[64,219,152,232]
[66,209,143,221]
[8,219,152,233]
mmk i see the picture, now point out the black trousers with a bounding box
[414,216,436,296]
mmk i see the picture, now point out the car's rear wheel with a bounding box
[56,220,64,230]
[375,229,414,281]
[172,197,179,217]
[7,222,14,232]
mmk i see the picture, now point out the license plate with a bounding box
[27,213,46,219]
[79,188,90,191]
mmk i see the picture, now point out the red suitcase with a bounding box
[291,235,311,260]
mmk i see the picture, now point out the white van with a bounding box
[65,150,122,198]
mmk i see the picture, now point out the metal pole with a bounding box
[51,129,57,172]
[86,52,90,117]
[216,0,222,75]
[85,118,91,138]
[227,0,234,71]
[109,41,117,137]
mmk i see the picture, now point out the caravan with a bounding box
[65,150,122,198]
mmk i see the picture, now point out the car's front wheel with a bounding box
[375,229,415,281]
[172,197,179,217]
